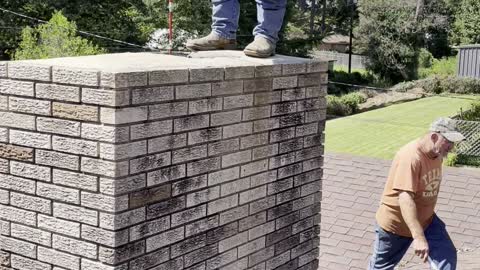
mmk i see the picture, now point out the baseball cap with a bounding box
[429,117,465,142]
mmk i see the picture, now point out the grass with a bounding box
[324,96,476,160]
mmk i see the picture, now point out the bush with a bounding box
[328,69,386,95]
[390,76,480,95]
[456,155,480,167]
[458,100,480,121]
[418,49,434,68]
[444,153,458,167]
[327,92,368,116]
[418,57,457,79]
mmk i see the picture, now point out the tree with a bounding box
[14,11,106,60]
[451,0,480,45]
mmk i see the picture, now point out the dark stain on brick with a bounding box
[184,243,218,267]
[268,202,294,220]
[199,128,221,140]
[129,184,171,208]
[275,234,301,255]
[279,113,304,127]
[275,258,299,270]
[206,222,238,245]
[266,226,292,246]
[147,196,185,220]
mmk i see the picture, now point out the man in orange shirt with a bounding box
[368,118,465,270]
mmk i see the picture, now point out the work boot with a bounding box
[243,36,276,58]
[186,32,236,51]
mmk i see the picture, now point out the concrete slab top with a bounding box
[7,50,325,73]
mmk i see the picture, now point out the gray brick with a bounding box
[53,136,97,157]
[172,175,207,196]
[0,97,6,111]
[171,234,206,257]
[268,178,293,195]
[9,130,51,149]
[0,205,36,226]
[10,192,51,214]
[291,238,314,258]
[100,140,147,160]
[212,80,243,96]
[129,184,171,208]
[11,254,51,270]
[241,159,268,177]
[249,196,276,215]
[146,227,184,252]
[129,216,170,241]
[219,204,249,225]
[206,222,238,245]
[240,185,267,204]
[149,101,188,120]
[0,79,34,97]
[52,102,98,122]
[53,202,98,226]
[211,110,242,126]
[187,186,220,207]
[207,194,238,215]
[298,248,317,266]
[293,195,316,212]
[36,83,80,102]
[254,65,282,78]
[206,249,237,270]
[270,127,296,143]
[146,257,183,270]
[208,138,239,156]
[10,161,51,182]
[128,247,169,270]
[146,196,186,220]
[272,76,297,89]
[238,237,266,258]
[82,259,129,270]
[297,98,323,112]
[100,72,146,88]
[130,152,171,174]
[37,182,79,204]
[279,113,304,128]
[0,174,35,194]
[239,211,266,231]
[244,78,272,93]
[38,214,80,237]
[306,85,327,98]
[254,92,281,105]
[174,115,209,132]
[294,169,321,187]
[302,157,322,172]
[36,149,79,171]
[0,235,36,259]
[176,83,211,99]
[266,251,291,270]
[280,138,304,154]
[219,257,248,270]
[223,122,252,139]
[0,62,6,77]
[282,88,306,101]
[225,66,254,80]
[224,94,253,109]
[11,223,51,246]
[82,157,129,177]
[305,110,326,123]
[185,215,219,237]
[282,63,306,75]
[132,86,173,104]
[253,118,279,133]
[82,123,129,143]
[101,106,148,124]
[82,225,129,247]
[100,208,145,230]
[190,68,223,82]
[269,152,296,169]
[147,164,186,186]
[241,133,269,149]
[0,158,7,173]
[248,246,275,267]
[172,204,207,226]
[82,88,130,106]
[184,244,218,268]
[0,112,36,130]
[272,102,297,116]
[0,189,8,205]
[38,117,80,137]
[189,128,222,145]
[81,191,128,212]
[38,246,80,270]
[222,150,252,167]
[173,145,208,164]
[292,217,314,235]
[53,234,97,259]
[243,106,271,121]
[298,73,322,87]
[187,157,220,176]
[100,174,146,195]
[149,134,187,153]
[266,226,291,246]
[53,169,97,191]
[295,123,318,137]
[9,96,51,115]
[221,177,250,196]
[149,69,189,85]
[98,241,145,265]
[307,61,328,73]
[276,212,300,229]
[208,166,240,186]
[219,231,248,252]
[189,97,223,114]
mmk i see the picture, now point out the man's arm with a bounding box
[398,191,429,262]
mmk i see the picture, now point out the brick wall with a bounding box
[0,52,327,270]
[320,153,480,270]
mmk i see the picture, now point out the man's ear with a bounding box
[431,132,439,143]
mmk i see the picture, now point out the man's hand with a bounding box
[412,236,429,263]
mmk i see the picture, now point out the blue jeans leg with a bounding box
[211,0,240,39]
[253,0,287,43]
[368,224,412,270]
[425,215,457,270]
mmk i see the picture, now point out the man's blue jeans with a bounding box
[368,215,457,270]
[211,0,286,43]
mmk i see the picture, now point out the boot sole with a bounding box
[187,44,237,51]
[243,48,275,58]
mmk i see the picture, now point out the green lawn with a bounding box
[325,96,477,160]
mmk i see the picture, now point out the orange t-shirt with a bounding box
[376,139,443,237]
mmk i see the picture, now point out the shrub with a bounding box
[456,155,480,167]
[458,100,480,121]
[444,153,458,167]
[418,48,434,68]
[327,92,368,116]
[390,76,480,95]
[418,57,457,79]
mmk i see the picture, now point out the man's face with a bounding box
[432,133,454,158]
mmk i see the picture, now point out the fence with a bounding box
[311,50,368,70]
[456,120,480,158]
[457,45,480,79]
